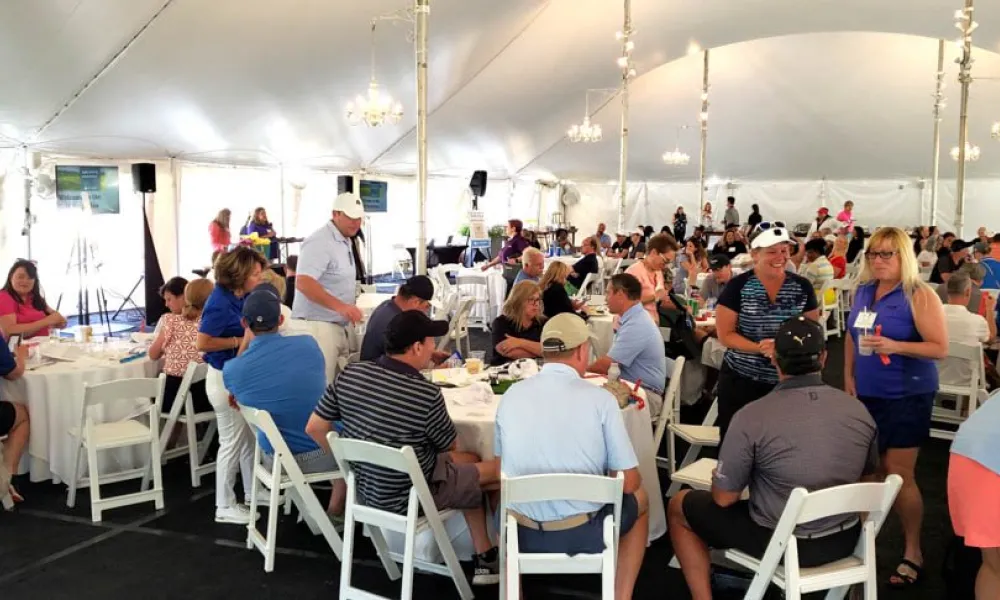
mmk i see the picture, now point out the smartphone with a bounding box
[7,334,21,353]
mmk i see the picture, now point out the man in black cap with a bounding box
[699,254,734,304]
[668,315,878,600]
[307,310,501,585]
[931,238,971,284]
[360,275,449,363]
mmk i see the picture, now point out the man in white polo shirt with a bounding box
[496,313,649,600]
[291,192,366,383]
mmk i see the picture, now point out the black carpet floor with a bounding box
[0,333,958,599]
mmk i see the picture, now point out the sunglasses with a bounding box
[757,221,786,231]
[865,250,898,260]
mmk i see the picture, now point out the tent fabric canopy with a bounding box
[3,0,1000,181]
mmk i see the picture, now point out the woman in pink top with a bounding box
[836,200,855,232]
[0,260,66,339]
[149,278,213,417]
[625,233,680,324]
[209,209,232,253]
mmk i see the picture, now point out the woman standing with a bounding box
[700,202,714,229]
[673,207,688,242]
[626,233,679,324]
[715,227,819,438]
[747,203,762,230]
[837,200,855,232]
[847,225,866,264]
[245,207,279,261]
[0,260,67,339]
[197,247,268,524]
[539,262,586,319]
[209,209,232,253]
[844,227,947,589]
[829,235,849,278]
[490,281,545,365]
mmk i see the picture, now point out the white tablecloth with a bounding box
[2,349,161,483]
[588,314,615,357]
[357,293,393,316]
[456,268,505,326]
[441,376,667,543]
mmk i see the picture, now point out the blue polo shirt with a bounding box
[513,270,539,285]
[0,341,17,379]
[292,221,357,324]
[223,333,327,455]
[198,284,246,370]
[608,302,669,394]
[952,391,1000,475]
[495,362,637,522]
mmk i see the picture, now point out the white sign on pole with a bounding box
[469,210,490,249]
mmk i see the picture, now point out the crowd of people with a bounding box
[2,192,1000,598]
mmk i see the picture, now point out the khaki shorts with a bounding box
[429,454,482,510]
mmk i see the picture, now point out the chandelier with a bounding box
[951,143,981,162]
[662,125,691,165]
[568,89,617,143]
[346,20,403,127]
[992,121,1000,139]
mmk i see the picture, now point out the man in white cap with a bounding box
[291,191,366,383]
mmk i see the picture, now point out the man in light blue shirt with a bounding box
[589,273,670,420]
[290,192,365,383]
[495,313,648,599]
[595,222,612,253]
[513,247,544,285]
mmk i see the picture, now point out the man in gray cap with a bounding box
[668,315,878,600]
[359,275,449,363]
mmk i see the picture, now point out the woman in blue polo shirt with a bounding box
[197,247,268,525]
[845,226,947,589]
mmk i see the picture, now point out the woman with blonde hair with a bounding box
[209,209,232,253]
[844,226,948,589]
[197,246,268,525]
[490,281,545,365]
[829,234,849,279]
[539,261,585,318]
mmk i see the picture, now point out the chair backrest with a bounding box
[240,406,294,458]
[84,376,164,410]
[654,356,685,452]
[501,472,624,506]
[158,360,208,416]
[575,272,597,299]
[939,340,985,397]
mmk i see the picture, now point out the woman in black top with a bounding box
[673,207,688,241]
[747,204,762,229]
[847,225,866,264]
[490,280,545,365]
[539,262,586,319]
[713,229,748,259]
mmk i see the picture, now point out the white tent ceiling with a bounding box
[3,0,1000,180]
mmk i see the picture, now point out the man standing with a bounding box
[930,238,971,284]
[496,313,649,599]
[514,247,545,285]
[595,222,612,252]
[699,254,733,304]
[291,192,365,384]
[360,275,449,363]
[723,197,740,229]
[668,316,878,600]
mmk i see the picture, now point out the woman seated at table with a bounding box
[153,276,188,334]
[712,227,747,260]
[673,238,709,294]
[149,278,214,424]
[0,340,29,505]
[547,228,573,257]
[490,281,545,365]
[0,260,67,339]
[539,262,586,319]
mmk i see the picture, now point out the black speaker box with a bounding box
[131,163,156,193]
[470,170,487,197]
[338,175,354,194]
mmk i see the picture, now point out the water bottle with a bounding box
[608,363,620,383]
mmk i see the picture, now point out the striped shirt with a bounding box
[718,270,818,384]
[314,356,456,514]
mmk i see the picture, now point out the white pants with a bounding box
[286,319,355,385]
[206,366,255,509]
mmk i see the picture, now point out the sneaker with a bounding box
[472,548,499,585]
[215,504,259,524]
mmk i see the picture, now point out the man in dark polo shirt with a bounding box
[359,275,448,363]
[930,238,971,284]
[668,315,878,600]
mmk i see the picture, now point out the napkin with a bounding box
[508,358,539,380]
[446,382,495,406]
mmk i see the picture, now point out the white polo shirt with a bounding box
[939,303,990,386]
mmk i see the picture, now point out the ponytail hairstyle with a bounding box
[182,278,214,321]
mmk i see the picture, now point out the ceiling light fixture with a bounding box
[662,125,691,166]
[568,88,617,143]
[346,19,403,127]
[951,142,981,162]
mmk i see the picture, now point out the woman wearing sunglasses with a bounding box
[844,226,947,590]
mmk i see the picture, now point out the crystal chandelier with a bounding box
[346,20,403,127]
[662,125,691,165]
[951,143,981,162]
[991,121,1000,139]
[568,89,616,143]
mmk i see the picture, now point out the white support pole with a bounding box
[954,0,975,237]
[415,0,429,275]
[616,0,632,234]
[698,50,710,215]
[930,39,945,227]
[21,148,33,260]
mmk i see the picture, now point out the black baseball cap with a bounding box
[950,239,973,253]
[775,315,825,359]
[242,283,282,331]
[385,310,449,354]
[708,254,730,270]
[400,275,435,301]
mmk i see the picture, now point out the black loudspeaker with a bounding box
[470,170,487,197]
[131,163,156,193]
[337,175,354,194]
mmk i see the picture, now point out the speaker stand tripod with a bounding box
[111,274,144,321]
[55,233,113,337]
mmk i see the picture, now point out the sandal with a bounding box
[888,558,924,588]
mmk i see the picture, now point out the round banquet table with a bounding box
[588,314,615,357]
[357,292,393,317]
[2,346,161,484]
[440,372,667,543]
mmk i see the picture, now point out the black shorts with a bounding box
[858,394,934,453]
[513,493,640,556]
[682,491,860,568]
[0,401,16,436]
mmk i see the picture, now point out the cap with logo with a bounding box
[708,254,731,270]
[242,282,283,331]
[333,192,365,219]
[385,310,450,353]
[540,313,596,352]
[775,315,825,359]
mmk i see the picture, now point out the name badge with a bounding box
[854,309,877,331]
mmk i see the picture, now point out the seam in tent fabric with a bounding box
[367,0,553,169]
[32,0,178,141]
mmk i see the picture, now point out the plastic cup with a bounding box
[466,351,486,375]
[858,334,873,356]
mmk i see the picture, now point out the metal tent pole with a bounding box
[616,0,633,233]
[930,39,946,227]
[415,0,430,275]
[698,50,710,216]
[954,0,975,237]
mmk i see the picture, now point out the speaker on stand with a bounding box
[465,170,490,267]
[114,163,166,326]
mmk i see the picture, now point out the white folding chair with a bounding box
[933,341,988,440]
[393,244,413,279]
[818,279,841,339]
[599,257,623,295]
[436,297,474,356]
[149,362,217,488]
[500,472,624,600]
[726,475,903,600]
[67,375,167,522]
[240,406,343,572]
[327,432,474,600]
[456,274,492,332]
[653,356,685,470]
[665,370,720,497]
[574,272,598,300]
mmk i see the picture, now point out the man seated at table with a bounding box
[566,236,600,293]
[595,222,612,252]
[305,310,501,585]
[222,284,339,505]
[936,262,988,315]
[698,254,734,304]
[800,238,834,296]
[0,340,29,504]
[513,247,545,285]
[939,273,995,388]
[609,231,631,258]
[588,273,669,421]
[496,312,649,600]
[359,275,448,364]
[668,316,878,600]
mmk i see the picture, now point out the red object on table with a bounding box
[875,325,891,365]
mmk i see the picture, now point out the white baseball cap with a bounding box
[751,227,792,249]
[333,192,365,219]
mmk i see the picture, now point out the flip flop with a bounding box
[888,558,924,588]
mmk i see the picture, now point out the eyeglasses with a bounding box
[865,250,898,260]
[527,297,541,305]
